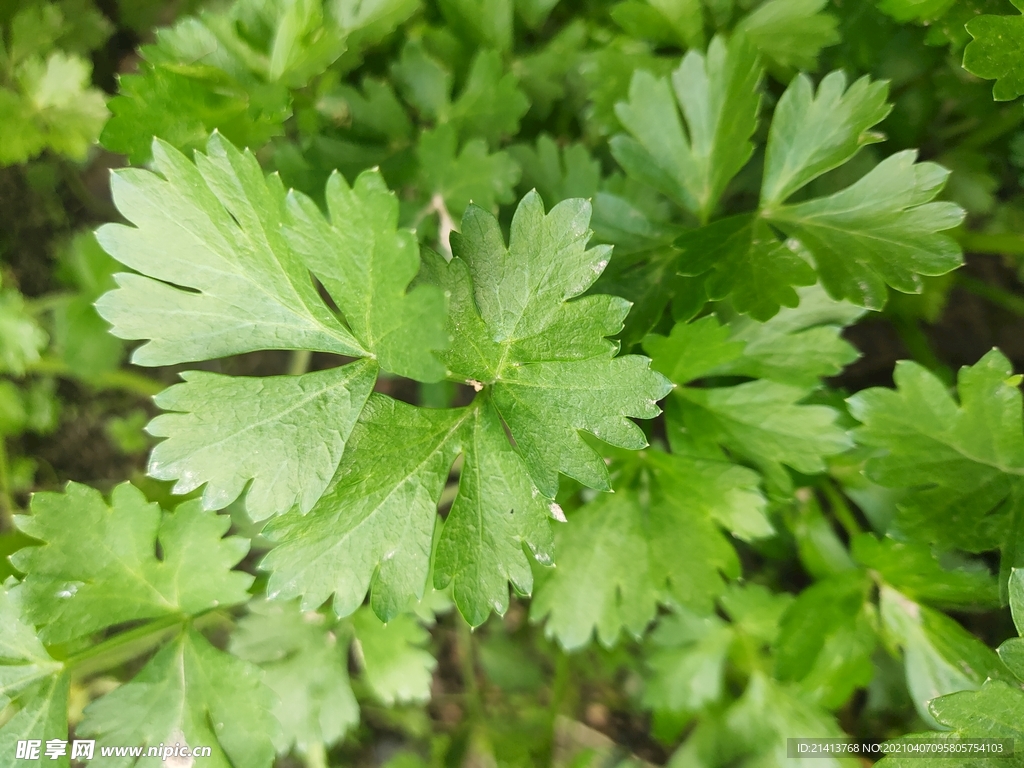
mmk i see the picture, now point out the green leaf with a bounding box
[417,124,521,216]
[719,582,794,645]
[645,284,863,387]
[51,232,124,378]
[674,380,852,483]
[265,192,664,627]
[490,355,668,495]
[230,600,358,755]
[262,395,465,621]
[392,40,452,122]
[964,1,1024,101]
[848,349,1024,553]
[95,134,366,366]
[713,284,864,386]
[876,0,957,23]
[513,21,588,119]
[610,0,704,50]
[0,52,107,166]
[147,360,377,520]
[450,49,529,145]
[442,193,671,496]
[509,135,601,206]
[283,167,449,381]
[734,0,840,72]
[760,70,891,209]
[94,133,455,520]
[438,0,513,51]
[330,77,413,144]
[645,314,746,385]
[767,151,965,309]
[1012,568,1024,635]
[881,681,1024,767]
[433,400,554,626]
[0,584,62,709]
[579,43,676,137]
[853,535,999,609]
[791,491,858,579]
[774,571,877,708]
[531,450,762,649]
[101,62,290,166]
[516,0,562,28]
[351,607,437,704]
[880,585,1009,728]
[12,483,252,644]
[101,0,417,162]
[0,673,69,768]
[612,35,762,222]
[332,0,420,70]
[643,610,732,716]
[0,287,47,376]
[78,628,278,768]
[675,213,816,320]
[231,600,438,754]
[921,0,1008,50]
[674,672,859,767]
[7,4,65,64]
[1000,569,1024,679]
[263,394,560,626]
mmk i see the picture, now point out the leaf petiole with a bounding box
[60,611,227,681]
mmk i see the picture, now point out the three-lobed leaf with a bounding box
[848,349,1024,555]
[531,450,764,650]
[612,35,762,223]
[659,64,963,320]
[263,193,668,625]
[767,151,965,309]
[230,601,359,756]
[13,483,252,644]
[442,192,671,496]
[734,0,840,72]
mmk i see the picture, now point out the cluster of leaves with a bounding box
[0,0,111,165]
[5,0,1024,767]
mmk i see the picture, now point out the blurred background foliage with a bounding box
[5,0,1024,766]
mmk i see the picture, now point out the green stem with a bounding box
[545,649,572,762]
[62,614,186,680]
[0,436,14,532]
[90,369,166,398]
[820,481,862,539]
[23,293,73,315]
[456,616,482,719]
[62,611,225,680]
[288,349,312,376]
[955,274,1024,317]
[959,107,1024,149]
[888,315,952,385]
[28,357,164,398]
